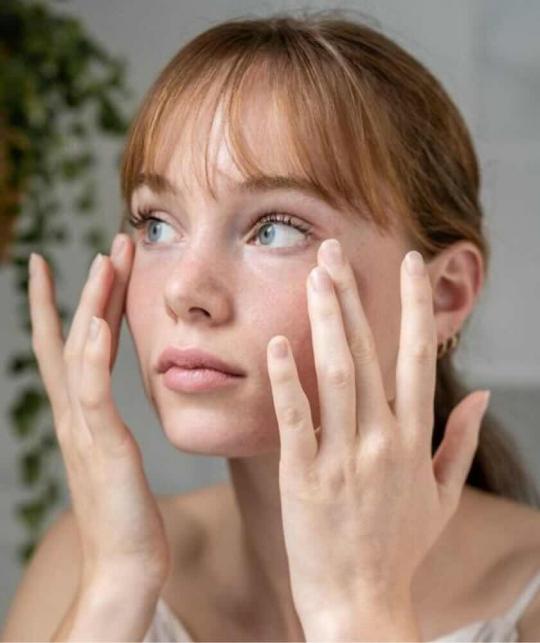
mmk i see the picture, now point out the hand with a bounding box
[28,235,170,591]
[266,238,490,629]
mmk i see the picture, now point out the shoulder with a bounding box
[0,507,82,641]
[465,487,540,641]
[462,485,540,548]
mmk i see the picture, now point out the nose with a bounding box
[163,246,234,325]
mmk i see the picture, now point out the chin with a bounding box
[160,412,280,457]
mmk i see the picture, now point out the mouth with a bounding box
[156,346,246,377]
[161,366,243,393]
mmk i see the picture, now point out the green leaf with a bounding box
[5,352,37,376]
[73,182,96,213]
[82,226,107,254]
[17,541,36,565]
[9,387,48,438]
[48,226,70,243]
[16,498,47,531]
[42,478,61,505]
[40,431,58,453]
[69,120,88,139]
[60,152,94,181]
[20,448,42,486]
[96,95,127,133]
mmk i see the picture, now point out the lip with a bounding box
[156,346,246,377]
[162,367,242,393]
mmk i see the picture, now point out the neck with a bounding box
[226,452,306,640]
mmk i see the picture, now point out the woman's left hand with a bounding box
[266,238,490,638]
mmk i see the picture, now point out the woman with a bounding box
[3,9,540,642]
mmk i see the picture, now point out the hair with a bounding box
[119,8,540,508]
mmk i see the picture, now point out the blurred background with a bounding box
[1,0,539,625]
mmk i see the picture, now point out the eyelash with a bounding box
[127,207,313,246]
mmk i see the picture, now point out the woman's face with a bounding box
[125,130,412,457]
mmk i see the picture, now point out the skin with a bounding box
[123,101,486,638]
[26,80,487,638]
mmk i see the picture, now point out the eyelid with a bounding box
[129,204,318,250]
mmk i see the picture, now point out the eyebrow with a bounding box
[132,172,337,208]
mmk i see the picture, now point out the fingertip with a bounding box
[269,336,288,359]
[89,316,101,341]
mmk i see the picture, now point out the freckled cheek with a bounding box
[125,269,162,346]
[265,280,315,374]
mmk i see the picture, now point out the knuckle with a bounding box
[282,405,304,429]
[349,334,377,365]
[361,431,393,462]
[318,303,339,322]
[324,361,354,388]
[273,367,295,386]
[410,340,436,363]
[411,286,432,304]
[78,388,102,410]
[55,411,75,450]
[63,346,78,364]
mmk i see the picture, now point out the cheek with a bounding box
[125,264,160,345]
[357,273,402,401]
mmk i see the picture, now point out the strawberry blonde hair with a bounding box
[119,8,539,507]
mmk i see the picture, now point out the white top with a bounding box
[143,568,540,642]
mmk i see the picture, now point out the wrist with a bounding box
[82,559,168,596]
[66,577,162,641]
[301,593,422,642]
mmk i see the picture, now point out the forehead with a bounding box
[158,96,303,198]
[133,99,342,211]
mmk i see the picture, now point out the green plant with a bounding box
[1,0,132,564]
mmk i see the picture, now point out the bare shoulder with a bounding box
[466,485,540,555]
[464,486,540,641]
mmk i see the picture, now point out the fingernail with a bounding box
[406,250,425,276]
[89,316,100,340]
[29,253,39,278]
[270,337,288,358]
[111,234,126,258]
[322,239,343,267]
[90,253,103,277]
[479,390,491,415]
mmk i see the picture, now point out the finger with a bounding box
[79,316,132,454]
[433,390,490,511]
[267,336,318,469]
[28,253,70,421]
[394,251,438,452]
[63,253,114,404]
[103,234,133,369]
[317,239,390,431]
[307,264,356,457]
[63,253,114,359]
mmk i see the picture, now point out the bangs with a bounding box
[120,21,405,235]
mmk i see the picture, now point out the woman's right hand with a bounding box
[28,234,170,592]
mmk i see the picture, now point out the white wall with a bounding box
[1,0,539,625]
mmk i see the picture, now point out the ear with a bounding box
[425,241,485,346]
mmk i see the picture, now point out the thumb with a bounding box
[433,390,491,506]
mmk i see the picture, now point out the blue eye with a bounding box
[144,218,173,244]
[251,211,312,248]
[127,210,175,246]
[127,209,313,249]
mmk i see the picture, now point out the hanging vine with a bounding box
[1,0,132,564]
